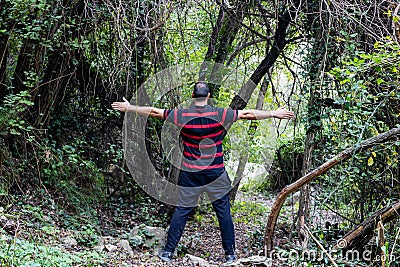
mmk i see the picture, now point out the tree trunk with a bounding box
[377,221,385,267]
[229,8,294,110]
[297,134,313,245]
[297,67,322,246]
[263,127,400,256]
[229,75,269,202]
[0,33,9,101]
[297,0,333,241]
[29,51,76,128]
[392,3,400,44]
[199,2,247,98]
[11,41,42,95]
[22,0,87,128]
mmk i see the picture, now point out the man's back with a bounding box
[164,105,238,174]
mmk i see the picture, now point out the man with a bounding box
[111,81,294,263]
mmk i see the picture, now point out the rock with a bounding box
[183,254,215,266]
[181,232,203,250]
[129,235,143,246]
[101,236,114,241]
[105,244,118,252]
[130,224,166,248]
[94,244,105,252]
[94,236,105,252]
[0,215,17,235]
[232,256,272,266]
[61,236,77,246]
[118,239,133,255]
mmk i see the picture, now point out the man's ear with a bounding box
[207,93,211,99]
[192,92,195,98]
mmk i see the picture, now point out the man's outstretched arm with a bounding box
[111,97,164,119]
[238,107,295,120]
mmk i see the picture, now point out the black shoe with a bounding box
[158,250,173,262]
[225,254,237,263]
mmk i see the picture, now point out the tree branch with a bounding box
[263,127,400,256]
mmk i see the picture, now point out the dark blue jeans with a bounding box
[164,170,235,255]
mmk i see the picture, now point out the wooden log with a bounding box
[334,201,400,252]
[263,127,400,256]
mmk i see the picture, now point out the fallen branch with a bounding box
[263,127,400,256]
[334,201,400,252]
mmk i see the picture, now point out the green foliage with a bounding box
[74,224,100,247]
[38,140,106,214]
[164,4,214,64]
[248,226,265,252]
[0,91,33,135]
[330,38,399,94]
[176,242,189,256]
[258,136,305,192]
[0,198,103,266]
[0,235,103,267]
[310,37,400,223]
[231,200,268,224]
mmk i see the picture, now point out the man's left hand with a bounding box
[111,97,130,112]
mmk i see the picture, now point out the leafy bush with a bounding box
[0,91,33,136]
[0,235,103,267]
[258,137,305,192]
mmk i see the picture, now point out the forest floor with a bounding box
[0,190,343,266]
[0,190,286,266]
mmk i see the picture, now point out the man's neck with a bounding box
[194,100,207,106]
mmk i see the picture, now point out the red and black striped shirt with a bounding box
[163,104,239,174]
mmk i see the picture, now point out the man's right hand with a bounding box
[271,107,295,119]
[238,107,295,120]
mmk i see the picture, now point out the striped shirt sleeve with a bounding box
[219,108,239,124]
[164,109,179,125]
[163,109,171,120]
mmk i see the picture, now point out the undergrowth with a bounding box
[0,234,102,267]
